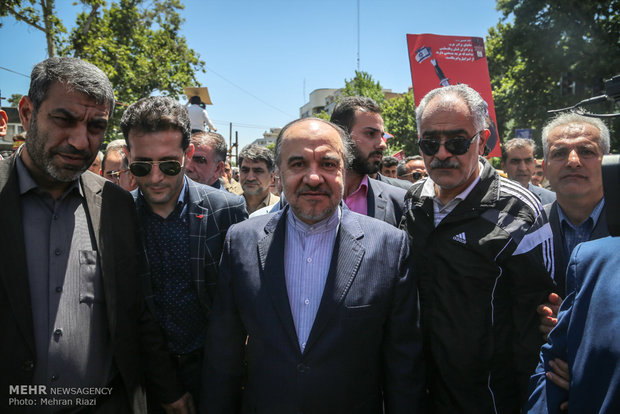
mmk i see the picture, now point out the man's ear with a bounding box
[0,110,7,137]
[185,143,195,160]
[478,129,490,155]
[18,96,34,131]
[214,160,224,177]
[123,145,131,162]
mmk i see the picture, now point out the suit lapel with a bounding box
[0,158,36,354]
[304,210,365,354]
[258,210,301,353]
[186,182,210,307]
[81,174,118,334]
[367,179,387,222]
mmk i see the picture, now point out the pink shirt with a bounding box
[345,175,369,215]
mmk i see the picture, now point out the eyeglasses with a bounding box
[401,171,427,180]
[129,160,183,177]
[418,131,483,156]
[533,171,543,177]
[107,169,130,181]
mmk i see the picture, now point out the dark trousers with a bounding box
[147,349,204,413]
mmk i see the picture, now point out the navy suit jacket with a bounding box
[133,177,248,317]
[527,237,620,413]
[367,177,407,227]
[202,206,425,414]
[544,201,608,296]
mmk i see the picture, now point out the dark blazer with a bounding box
[133,177,248,317]
[544,200,608,296]
[366,177,407,226]
[202,206,425,414]
[0,156,183,412]
[527,237,620,413]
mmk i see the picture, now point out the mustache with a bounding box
[50,145,92,159]
[368,150,383,159]
[430,158,459,169]
[295,185,332,196]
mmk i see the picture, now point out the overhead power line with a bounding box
[204,65,296,119]
[0,66,30,78]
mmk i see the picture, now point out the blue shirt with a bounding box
[140,179,207,354]
[284,207,340,352]
[558,198,605,261]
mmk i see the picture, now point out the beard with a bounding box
[350,147,383,175]
[25,113,95,183]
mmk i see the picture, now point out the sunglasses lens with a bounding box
[412,172,422,180]
[159,161,182,176]
[129,162,152,177]
[444,138,471,155]
[418,139,440,155]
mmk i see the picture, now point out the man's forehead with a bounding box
[44,82,110,114]
[550,122,600,141]
[241,159,268,168]
[506,147,534,159]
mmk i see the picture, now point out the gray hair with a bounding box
[396,162,408,177]
[502,138,535,162]
[416,84,487,135]
[28,57,115,114]
[274,118,354,169]
[239,144,276,172]
[191,131,228,163]
[541,112,610,160]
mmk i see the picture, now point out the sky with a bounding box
[0,0,504,149]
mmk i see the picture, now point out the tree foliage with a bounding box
[0,0,64,57]
[382,89,418,156]
[342,70,385,105]
[487,0,620,153]
[2,0,205,140]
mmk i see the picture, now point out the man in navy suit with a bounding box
[330,96,408,226]
[201,117,425,413]
[121,96,247,410]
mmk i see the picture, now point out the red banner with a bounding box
[406,33,501,158]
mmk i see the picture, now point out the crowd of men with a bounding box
[1,56,618,413]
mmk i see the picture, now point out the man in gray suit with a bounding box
[0,57,188,412]
[202,118,425,413]
[501,138,555,204]
[330,97,408,226]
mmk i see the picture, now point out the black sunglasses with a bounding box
[129,160,183,177]
[418,131,483,156]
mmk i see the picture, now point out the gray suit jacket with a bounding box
[202,206,425,413]
[545,200,609,296]
[0,156,182,412]
[366,177,407,227]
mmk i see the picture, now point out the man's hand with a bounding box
[537,293,563,341]
[546,358,570,410]
[162,392,196,414]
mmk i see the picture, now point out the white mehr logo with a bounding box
[453,232,467,244]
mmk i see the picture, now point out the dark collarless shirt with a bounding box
[139,180,207,354]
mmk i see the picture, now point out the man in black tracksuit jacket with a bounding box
[402,85,555,413]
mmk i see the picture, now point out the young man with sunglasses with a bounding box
[400,84,555,413]
[121,96,248,411]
